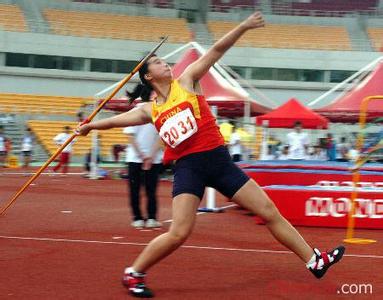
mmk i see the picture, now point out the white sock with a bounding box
[124,267,134,274]
[125,267,145,277]
[306,253,321,269]
[306,249,324,269]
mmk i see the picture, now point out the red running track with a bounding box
[0,169,382,299]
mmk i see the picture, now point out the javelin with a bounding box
[0,36,168,216]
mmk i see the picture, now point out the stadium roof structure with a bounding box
[256,98,328,129]
[309,57,383,123]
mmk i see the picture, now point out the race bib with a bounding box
[159,108,198,148]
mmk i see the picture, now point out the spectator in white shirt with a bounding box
[278,145,290,160]
[336,137,350,162]
[308,145,327,161]
[21,127,34,168]
[53,126,73,174]
[0,126,7,167]
[286,121,309,160]
[124,121,163,229]
[348,144,360,162]
[261,144,276,160]
[229,122,243,162]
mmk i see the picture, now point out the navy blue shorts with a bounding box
[172,146,250,200]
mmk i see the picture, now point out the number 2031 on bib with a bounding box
[159,108,198,148]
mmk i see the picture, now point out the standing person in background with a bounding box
[286,121,309,160]
[218,119,233,143]
[278,145,290,160]
[4,137,12,164]
[308,145,327,161]
[21,127,34,168]
[325,133,336,161]
[229,122,243,162]
[336,137,349,162]
[77,111,85,123]
[52,126,73,175]
[0,126,7,167]
[112,144,125,162]
[348,141,360,162]
[261,144,276,160]
[124,106,163,229]
[77,103,86,123]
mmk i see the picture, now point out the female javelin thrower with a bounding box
[77,12,345,298]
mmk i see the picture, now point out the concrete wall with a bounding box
[220,47,381,71]
[0,67,126,97]
[0,31,183,61]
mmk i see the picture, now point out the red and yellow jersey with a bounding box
[152,80,224,164]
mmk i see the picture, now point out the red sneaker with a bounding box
[122,270,154,298]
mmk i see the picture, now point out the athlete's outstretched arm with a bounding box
[76,103,152,136]
[179,12,264,86]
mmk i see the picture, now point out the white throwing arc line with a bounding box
[0,235,382,259]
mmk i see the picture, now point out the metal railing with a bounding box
[70,0,174,9]
[209,4,383,18]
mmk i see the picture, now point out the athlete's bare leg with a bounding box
[132,193,200,272]
[232,179,314,262]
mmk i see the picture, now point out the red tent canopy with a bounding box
[315,61,383,123]
[102,48,270,117]
[171,48,270,117]
[101,98,132,112]
[256,98,328,129]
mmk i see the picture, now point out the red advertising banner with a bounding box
[255,186,383,229]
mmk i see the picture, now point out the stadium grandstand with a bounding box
[1,2,383,298]
[0,0,382,164]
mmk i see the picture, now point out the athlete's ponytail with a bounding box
[126,83,153,102]
[126,54,155,102]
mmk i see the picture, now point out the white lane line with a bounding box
[0,235,381,259]
[162,204,238,223]
[0,235,147,247]
[0,172,83,175]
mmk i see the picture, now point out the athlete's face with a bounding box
[145,56,173,82]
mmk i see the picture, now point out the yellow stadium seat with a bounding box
[0,93,92,116]
[208,21,351,51]
[44,9,191,43]
[0,4,28,32]
[367,28,383,51]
